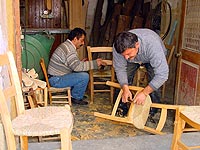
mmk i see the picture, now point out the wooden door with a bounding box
[175,0,200,105]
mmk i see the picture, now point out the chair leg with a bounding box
[27,96,35,108]
[162,83,166,99]
[20,136,28,150]
[60,128,71,150]
[136,70,141,86]
[171,109,184,150]
[48,92,53,105]
[44,87,48,106]
[90,79,94,104]
[110,86,114,104]
[5,132,16,150]
[67,89,72,106]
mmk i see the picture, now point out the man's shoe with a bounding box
[83,95,88,100]
[72,98,88,105]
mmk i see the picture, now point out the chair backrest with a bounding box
[40,58,51,88]
[87,46,114,78]
[0,51,25,148]
[87,46,113,67]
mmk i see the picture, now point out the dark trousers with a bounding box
[114,62,161,115]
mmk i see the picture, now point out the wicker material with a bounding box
[181,106,200,124]
[131,94,152,129]
[12,106,73,136]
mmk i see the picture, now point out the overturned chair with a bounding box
[94,81,179,135]
[0,51,73,150]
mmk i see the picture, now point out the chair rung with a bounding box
[52,101,69,104]
[49,87,70,93]
[93,75,111,77]
[94,82,107,84]
[183,128,200,132]
[39,136,60,141]
[52,95,70,98]
[94,90,110,92]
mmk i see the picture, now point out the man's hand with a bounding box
[133,91,147,105]
[81,58,88,61]
[96,58,107,66]
[122,85,133,103]
[134,85,153,105]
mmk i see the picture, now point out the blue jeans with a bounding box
[49,72,89,100]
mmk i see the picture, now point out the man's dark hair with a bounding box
[68,28,86,41]
[114,31,138,54]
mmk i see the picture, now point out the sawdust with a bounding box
[71,93,175,141]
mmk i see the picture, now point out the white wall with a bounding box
[0,0,9,149]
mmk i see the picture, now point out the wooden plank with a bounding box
[115,15,131,35]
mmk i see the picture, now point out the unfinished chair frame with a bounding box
[40,58,72,105]
[87,46,115,104]
[0,51,73,150]
[171,106,200,150]
[94,81,179,135]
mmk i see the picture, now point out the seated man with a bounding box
[48,28,106,105]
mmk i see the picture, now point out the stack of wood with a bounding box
[22,68,46,92]
[89,0,152,47]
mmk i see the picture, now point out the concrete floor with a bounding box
[27,132,200,150]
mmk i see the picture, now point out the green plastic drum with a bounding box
[21,34,54,79]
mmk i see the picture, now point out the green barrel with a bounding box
[21,34,55,79]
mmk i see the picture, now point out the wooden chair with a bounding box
[87,46,115,104]
[0,51,73,150]
[136,42,175,98]
[94,81,179,135]
[40,58,72,105]
[171,106,200,150]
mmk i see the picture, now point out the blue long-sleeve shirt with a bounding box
[113,29,169,90]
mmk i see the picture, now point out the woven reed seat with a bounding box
[181,106,200,125]
[12,106,73,136]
